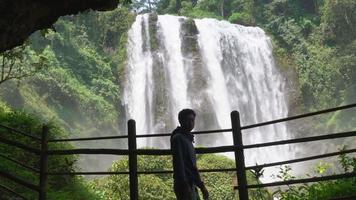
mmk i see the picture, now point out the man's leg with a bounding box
[174,185,193,200]
[191,185,200,200]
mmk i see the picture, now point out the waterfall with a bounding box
[123,14,291,180]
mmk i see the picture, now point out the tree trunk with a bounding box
[176,0,181,12]
[220,0,227,18]
[148,0,152,12]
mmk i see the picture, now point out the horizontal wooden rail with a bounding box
[48,135,128,143]
[136,133,171,138]
[47,171,130,175]
[48,128,232,142]
[242,103,356,130]
[193,128,232,135]
[0,154,39,173]
[137,168,236,174]
[47,147,356,175]
[136,146,236,155]
[0,169,39,192]
[245,172,356,189]
[47,146,238,156]
[33,103,356,143]
[0,135,40,154]
[136,128,232,138]
[196,146,236,154]
[245,148,356,170]
[0,184,29,200]
[244,130,356,149]
[47,168,237,176]
[47,148,129,155]
[0,124,41,141]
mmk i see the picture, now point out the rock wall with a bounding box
[0,0,120,52]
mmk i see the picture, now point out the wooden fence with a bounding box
[1,103,356,200]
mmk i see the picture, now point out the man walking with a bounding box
[171,109,209,200]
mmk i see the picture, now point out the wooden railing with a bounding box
[1,103,356,199]
[0,124,47,200]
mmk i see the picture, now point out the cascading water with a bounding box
[123,14,292,181]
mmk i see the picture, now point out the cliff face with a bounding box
[0,0,121,52]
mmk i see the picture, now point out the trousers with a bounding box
[174,184,200,200]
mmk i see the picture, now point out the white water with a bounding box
[123,14,292,181]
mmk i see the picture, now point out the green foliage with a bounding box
[0,43,49,85]
[244,0,356,114]
[228,12,254,25]
[295,42,345,109]
[273,153,356,200]
[156,0,178,14]
[183,9,222,19]
[34,66,117,127]
[88,155,174,200]
[0,102,100,200]
[0,9,136,199]
[0,7,136,139]
[89,153,271,200]
[198,154,236,199]
[321,0,356,45]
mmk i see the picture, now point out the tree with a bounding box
[131,0,159,13]
[321,0,356,44]
[176,0,198,12]
[0,43,48,85]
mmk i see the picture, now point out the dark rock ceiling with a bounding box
[0,0,121,53]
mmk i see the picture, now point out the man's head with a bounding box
[178,109,196,132]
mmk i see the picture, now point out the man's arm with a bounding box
[191,165,204,187]
[192,162,209,199]
[171,136,189,188]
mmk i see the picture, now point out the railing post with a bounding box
[128,119,138,200]
[39,125,49,200]
[231,111,249,200]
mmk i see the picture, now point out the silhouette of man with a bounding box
[171,109,209,200]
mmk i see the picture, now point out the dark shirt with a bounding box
[171,127,203,188]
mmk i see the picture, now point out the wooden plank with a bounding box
[0,154,39,173]
[0,184,29,200]
[0,135,40,154]
[47,171,130,175]
[242,103,356,130]
[231,111,249,200]
[244,130,356,149]
[245,148,356,170]
[48,135,128,142]
[39,125,49,200]
[0,170,39,192]
[136,128,232,138]
[128,119,138,200]
[47,148,129,155]
[136,145,237,155]
[47,168,237,176]
[246,172,356,189]
[0,124,40,141]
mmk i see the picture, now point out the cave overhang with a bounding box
[0,0,125,53]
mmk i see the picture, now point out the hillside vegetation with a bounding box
[0,7,135,139]
[0,0,355,199]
